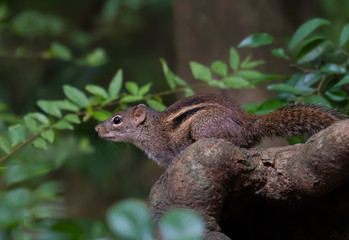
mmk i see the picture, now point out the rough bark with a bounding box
[148,120,349,239]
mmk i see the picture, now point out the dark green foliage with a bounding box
[0,2,348,238]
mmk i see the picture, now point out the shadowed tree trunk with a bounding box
[148,120,349,239]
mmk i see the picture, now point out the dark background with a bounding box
[0,0,348,239]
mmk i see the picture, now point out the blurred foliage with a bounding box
[0,0,349,239]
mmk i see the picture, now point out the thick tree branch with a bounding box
[148,120,349,239]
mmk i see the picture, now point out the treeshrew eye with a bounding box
[112,116,122,125]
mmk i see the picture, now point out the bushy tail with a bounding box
[257,104,347,139]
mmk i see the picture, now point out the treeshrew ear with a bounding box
[132,105,146,125]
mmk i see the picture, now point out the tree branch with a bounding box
[148,120,349,239]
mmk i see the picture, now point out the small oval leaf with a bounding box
[139,83,152,96]
[211,60,228,77]
[125,82,139,95]
[85,84,109,99]
[0,136,12,154]
[55,120,74,130]
[92,110,112,121]
[63,85,89,108]
[107,199,154,240]
[33,137,48,149]
[64,114,81,124]
[222,76,250,88]
[8,124,26,146]
[296,39,328,64]
[339,23,349,47]
[267,83,305,95]
[333,74,349,88]
[189,61,212,82]
[320,63,346,74]
[50,42,72,61]
[146,99,166,111]
[238,33,273,48]
[288,18,330,50]
[108,70,123,99]
[41,129,55,143]
[120,95,143,103]
[159,209,204,240]
[324,89,348,102]
[229,47,239,71]
[37,100,62,118]
[235,70,262,79]
[272,48,290,60]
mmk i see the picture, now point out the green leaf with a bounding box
[229,47,239,71]
[301,95,331,106]
[55,120,74,130]
[24,116,38,133]
[160,58,176,90]
[11,10,65,38]
[207,79,227,89]
[222,76,250,88]
[5,164,31,184]
[107,199,154,240]
[120,95,143,103]
[235,70,262,79]
[238,33,273,48]
[34,181,64,200]
[255,100,285,115]
[49,42,72,61]
[339,23,349,47]
[320,63,347,74]
[4,188,31,207]
[64,114,81,124]
[0,136,11,154]
[211,60,228,77]
[41,129,55,143]
[174,76,188,86]
[296,39,328,64]
[159,209,204,240]
[242,103,261,114]
[109,69,123,99]
[33,137,48,149]
[288,18,330,50]
[63,85,89,108]
[85,48,107,66]
[125,82,139,95]
[184,88,195,97]
[325,89,348,102]
[189,61,212,82]
[146,99,166,111]
[267,83,306,95]
[139,83,152,96]
[0,4,9,21]
[92,110,112,121]
[240,55,251,68]
[85,84,109,99]
[241,60,265,69]
[27,112,49,124]
[37,100,62,118]
[271,48,290,60]
[251,74,288,85]
[294,73,322,91]
[55,100,80,112]
[333,74,349,88]
[8,124,26,146]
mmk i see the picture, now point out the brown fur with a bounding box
[95,94,346,168]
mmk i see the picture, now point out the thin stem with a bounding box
[0,132,40,163]
[289,63,318,73]
[339,48,349,57]
[0,82,208,163]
